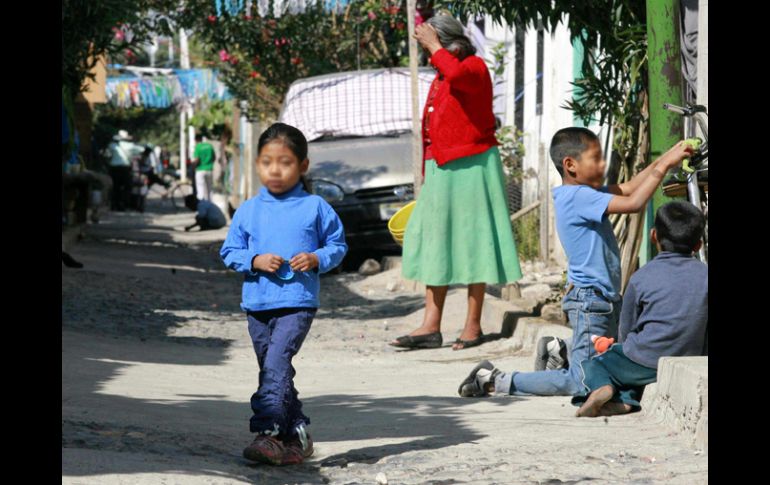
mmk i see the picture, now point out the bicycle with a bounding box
[167,178,195,211]
[662,102,708,263]
[146,171,195,212]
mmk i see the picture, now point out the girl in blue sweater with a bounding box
[221,123,347,465]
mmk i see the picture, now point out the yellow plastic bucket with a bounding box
[387,201,416,246]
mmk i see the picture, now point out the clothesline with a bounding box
[105,69,230,109]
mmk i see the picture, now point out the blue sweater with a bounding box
[619,252,708,369]
[220,183,348,312]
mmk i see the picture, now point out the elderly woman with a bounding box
[391,14,522,350]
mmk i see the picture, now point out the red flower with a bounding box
[244,14,252,20]
[250,71,258,78]
[396,22,406,31]
[290,57,302,65]
[207,15,217,23]
[368,11,377,20]
[229,56,239,65]
[252,56,260,65]
[219,50,230,62]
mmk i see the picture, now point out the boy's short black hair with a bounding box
[549,127,600,177]
[654,201,705,254]
[184,194,198,211]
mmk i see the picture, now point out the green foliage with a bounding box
[174,0,412,120]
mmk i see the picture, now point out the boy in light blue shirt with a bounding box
[459,127,694,399]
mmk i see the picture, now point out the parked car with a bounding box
[279,68,433,262]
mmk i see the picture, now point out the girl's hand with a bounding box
[289,253,319,272]
[414,24,442,54]
[252,254,283,273]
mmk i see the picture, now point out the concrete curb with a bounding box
[503,317,573,353]
[641,356,708,452]
[481,297,543,338]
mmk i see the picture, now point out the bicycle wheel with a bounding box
[171,182,194,210]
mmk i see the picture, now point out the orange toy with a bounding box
[591,335,615,354]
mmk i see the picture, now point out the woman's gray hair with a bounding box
[426,14,477,60]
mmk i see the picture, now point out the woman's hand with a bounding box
[414,24,442,55]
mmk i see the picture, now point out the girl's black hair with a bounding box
[257,123,312,192]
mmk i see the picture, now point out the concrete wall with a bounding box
[641,357,708,452]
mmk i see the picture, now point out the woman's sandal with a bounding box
[389,332,443,349]
[453,333,485,350]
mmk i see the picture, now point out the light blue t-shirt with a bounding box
[552,184,621,301]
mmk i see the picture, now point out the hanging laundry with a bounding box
[105,69,230,108]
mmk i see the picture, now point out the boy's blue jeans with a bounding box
[495,286,621,396]
[572,344,657,410]
[246,307,315,438]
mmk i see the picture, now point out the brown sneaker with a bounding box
[279,443,305,465]
[243,435,285,465]
[283,426,314,461]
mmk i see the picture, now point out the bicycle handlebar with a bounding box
[663,103,708,117]
[663,103,687,115]
[664,103,708,142]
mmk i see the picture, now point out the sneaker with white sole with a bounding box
[458,360,501,397]
[534,336,569,371]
